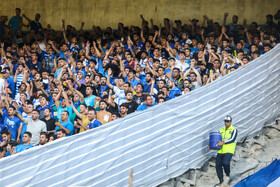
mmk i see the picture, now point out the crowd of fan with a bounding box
[0,8,279,158]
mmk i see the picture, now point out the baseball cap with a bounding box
[224,115,232,122]
[1,68,9,74]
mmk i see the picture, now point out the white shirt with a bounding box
[24,118,47,146]
[175,60,190,72]
[0,78,4,95]
[113,86,126,106]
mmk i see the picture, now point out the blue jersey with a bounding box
[6,77,15,98]
[0,123,8,142]
[14,144,34,153]
[87,120,102,129]
[57,105,72,122]
[169,86,182,99]
[4,117,21,140]
[84,95,96,107]
[55,121,74,136]
[137,104,154,111]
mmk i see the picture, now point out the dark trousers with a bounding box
[216,153,233,183]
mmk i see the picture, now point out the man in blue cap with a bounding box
[215,115,238,186]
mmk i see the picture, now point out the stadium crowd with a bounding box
[0,8,279,157]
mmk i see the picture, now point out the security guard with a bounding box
[215,115,238,186]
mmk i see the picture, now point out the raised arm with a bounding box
[223,13,228,26]
[49,41,60,54]
[54,89,62,108]
[85,41,92,60]
[15,110,27,123]
[192,67,202,85]
[68,66,81,88]
[70,101,82,119]
[106,69,114,89]
[150,78,155,96]
[62,20,69,44]
[22,14,31,23]
[107,89,116,107]
[61,90,70,107]
[69,83,84,103]
[93,41,103,59]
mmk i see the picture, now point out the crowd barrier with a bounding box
[0,44,279,187]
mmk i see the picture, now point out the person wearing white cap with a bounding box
[215,115,238,187]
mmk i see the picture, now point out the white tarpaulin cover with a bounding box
[0,44,279,187]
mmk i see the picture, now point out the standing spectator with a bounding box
[12,131,34,154]
[16,109,47,146]
[54,85,72,122]
[22,13,42,34]
[36,94,52,120]
[71,102,89,133]
[19,101,33,143]
[107,68,126,105]
[84,86,96,107]
[13,64,24,96]
[2,68,15,98]
[3,106,21,142]
[183,62,202,90]
[8,8,23,34]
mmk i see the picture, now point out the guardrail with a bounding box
[0,44,279,187]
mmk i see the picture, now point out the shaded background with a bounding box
[0,0,279,30]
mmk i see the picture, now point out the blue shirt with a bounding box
[6,77,15,98]
[84,95,96,107]
[169,86,182,99]
[0,123,8,142]
[55,121,74,136]
[4,117,21,140]
[137,104,154,111]
[8,16,23,34]
[20,114,32,143]
[100,85,109,98]
[14,144,34,153]
[87,120,102,129]
[57,105,72,122]
[125,77,139,88]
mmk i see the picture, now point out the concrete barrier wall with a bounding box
[0,0,279,30]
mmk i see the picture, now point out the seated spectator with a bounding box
[137,95,154,111]
[12,131,34,154]
[120,103,128,118]
[168,79,182,99]
[125,91,138,114]
[37,132,48,146]
[56,129,66,139]
[5,140,18,157]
